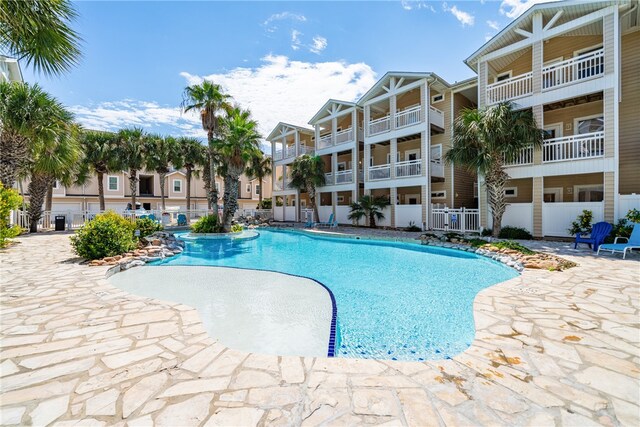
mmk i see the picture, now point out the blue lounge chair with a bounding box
[177,214,187,226]
[315,213,337,229]
[574,221,612,251]
[597,223,640,259]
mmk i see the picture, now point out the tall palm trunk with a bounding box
[306,184,319,223]
[28,173,49,233]
[97,171,105,211]
[258,177,263,208]
[222,172,241,232]
[45,179,54,212]
[0,132,28,188]
[159,172,167,211]
[129,169,138,211]
[369,212,376,228]
[202,162,212,210]
[486,166,508,238]
[186,167,192,214]
[207,131,219,213]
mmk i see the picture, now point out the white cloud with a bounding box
[263,11,307,26]
[180,55,377,138]
[310,36,327,54]
[487,20,500,31]
[443,3,475,27]
[499,0,556,19]
[70,100,204,138]
[291,30,302,50]
[401,1,436,12]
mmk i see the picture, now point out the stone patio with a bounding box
[0,231,639,426]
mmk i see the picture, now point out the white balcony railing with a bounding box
[335,169,353,184]
[395,105,422,129]
[324,172,334,186]
[486,72,533,104]
[429,106,444,129]
[274,149,283,160]
[273,181,283,191]
[430,159,444,178]
[335,128,354,145]
[318,134,333,149]
[395,159,422,178]
[504,147,534,167]
[285,145,296,158]
[368,164,391,180]
[543,131,604,163]
[359,169,364,182]
[542,49,604,90]
[299,145,314,156]
[368,116,391,136]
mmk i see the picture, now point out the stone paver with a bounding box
[0,231,639,426]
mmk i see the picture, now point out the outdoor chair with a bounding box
[597,223,640,259]
[574,221,612,251]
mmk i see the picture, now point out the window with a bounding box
[576,116,604,134]
[337,162,346,172]
[215,182,220,192]
[495,71,512,82]
[246,184,251,193]
[431,191,446,199]
[544,188,563,203]
[575,185,604,202]
[255,184,261,195]
[504,187,518,197]
[431,94,444,103]
[52,180,60,190]
[173,179,182,192]
[107,176,118,191]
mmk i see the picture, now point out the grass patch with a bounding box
[490,240,535,255]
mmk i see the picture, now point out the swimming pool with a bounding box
[151,229,517,361]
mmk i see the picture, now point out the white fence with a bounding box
[619,194,640,218]
[317,206,333,223]
[395,105,422,129]
[489,203,534,234]
[395,205,422,228]
[543,131,604,163]
[486,72,533,104]
[377,206,392,227]
[369,164,391,180]
[368,116,391,136]
[284,206,296,221]
[542,48,604,90]
[274,208,284,221]
[431,207,480,233]
[542,202,604,237]
[396,159,421,178]
[335,206,352,225]
[240,209,272,219]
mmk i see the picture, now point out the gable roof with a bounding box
[266,122,314,141]
[356,72,450,105]
[308,99,358,125]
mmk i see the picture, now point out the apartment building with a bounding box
[467,0,639,237]
[0,55,22,83]
[19,168,272,215]
[268,0,639,236]
[268,122,315,221]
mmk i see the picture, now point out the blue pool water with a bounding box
[154,229,517,361]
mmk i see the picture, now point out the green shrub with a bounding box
[498,226,533,240]
[605,209,640,243]
[491,240,535,255]
[404,221,421,232]
[0,183,22,248]
[191,214,223,233]
[135,217,163,239]
[481,228,492,236]
[70,211,136,260]
[444,232,463,240]
[627,208,640,223]
[258,198,272,210]
[231,224,243,233]
[466,238,488,248]
[568,210,593,235]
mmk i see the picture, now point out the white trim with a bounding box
[504,187,518,198]
[172,179,182,193]
[495,70,513,83]
[254,184,261,195]
[573,184,604,202]
[543,56,563,66]
[52,180,60,190]
[431,93,444,103]
[245,183,251,193]
[404,148,420,162]
[431,190,446,199]
[107,176,119,191]
[544,122,563,139]
[543,187,563,203]
[573,43,603,58]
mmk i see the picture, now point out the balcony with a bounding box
[543,131,604,163]
[299,145,314,156]
[318,134,333,149]
[504,147,534,167]
[369,164,391,181]
[316,128,356,150]
[335,169,353,184]
[542,49,604,91]
[429,106,444,129]
[274,149,283,161]
[430,159,444,178]
[395,159,421,178]
[395,105,422,129]
[368,106,444,137]
[285,145,296,159]
[324,172,334,186]
[486,72,533,104]
[368,116,391,136]
[273,181,283,191]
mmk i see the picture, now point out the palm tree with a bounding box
[348,195,390,228]
[182,81,232,213]
[26,123,81,232]
[289,154,326,223]
[246,152,272,209]
[216,108,262,231]
[177,137,206,214]
[77,130,120,211]
[0,0,82,76]
[444,102,543,237]
[117,127,145,211]
[144,135,182,211]
[0,82,67,188]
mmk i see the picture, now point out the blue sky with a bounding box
[20,0,547,140]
